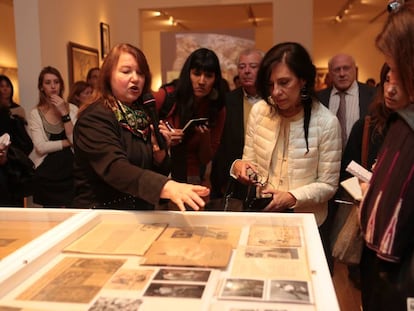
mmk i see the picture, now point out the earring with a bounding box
[300,86,310,101]
[267,96,276,106]
[209,88,218,101]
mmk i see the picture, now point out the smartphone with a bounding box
[182,118,209,131]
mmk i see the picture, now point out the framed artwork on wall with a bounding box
[100,22,110,59]
[67,42,99,87]
[315,68,330,91]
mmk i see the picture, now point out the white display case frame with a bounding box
[0,209,339,311]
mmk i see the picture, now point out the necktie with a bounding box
[337,92,347,147]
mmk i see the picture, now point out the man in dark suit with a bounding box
[210,49,264,202]
[317,53,376,147]
[317,53,375,283]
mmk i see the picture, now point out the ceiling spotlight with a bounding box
[334,0,359,23]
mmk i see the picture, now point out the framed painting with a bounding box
[67,42,99,86]
[100,22,110,59]
[315,67,330,91]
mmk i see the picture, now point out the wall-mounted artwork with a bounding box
[161,30,255,90]
[0,67,19,104]
[100,22,110,59]
[315,68,330,91]
[67,42,99,87]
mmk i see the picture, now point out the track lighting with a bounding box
[334,0,359,23]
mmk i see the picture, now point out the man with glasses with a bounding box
[316,53,376,284]
[210,48,264,201]
[317,54,375,148]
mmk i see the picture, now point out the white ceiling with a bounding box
[140,0,388,32]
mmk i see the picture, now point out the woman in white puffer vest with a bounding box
[231,42,342,226]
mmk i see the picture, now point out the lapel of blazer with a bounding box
[357,82,373,117]
[228,87,245,144]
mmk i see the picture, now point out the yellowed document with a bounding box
[0,220,59,259]
[106,268,155,290]
[143,240,232,268]
[230,246,311,280]
[232,225,309,280]
[157,225,241,248]
[17,257,125,303]
[64,223,167,256]
[247,225,302,247]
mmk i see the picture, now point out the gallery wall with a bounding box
[1,0,384,113]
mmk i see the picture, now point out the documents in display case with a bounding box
[0,209,340,311]
[0,208,77,260]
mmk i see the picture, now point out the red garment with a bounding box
[154,88,226,179]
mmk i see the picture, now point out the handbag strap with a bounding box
[361,115,371,168]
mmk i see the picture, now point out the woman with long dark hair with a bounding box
[231,42,341,225]
[154,48,226,184]
[359,1,414,309]
[0,75,33,206]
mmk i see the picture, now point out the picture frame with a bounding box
[67,42,99,87]
[100,22,110,59]
[315,67,330,91]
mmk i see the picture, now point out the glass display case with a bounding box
[0,209,339,311]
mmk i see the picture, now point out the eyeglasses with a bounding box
[331,65,352,74]
[245,170,274,211]
[388,0,404,13]
[247,169,268,187]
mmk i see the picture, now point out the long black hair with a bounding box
[256,42,316,153]
[0,75,17,106]
[174,48,225,128]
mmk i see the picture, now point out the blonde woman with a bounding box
[28,66,78,207]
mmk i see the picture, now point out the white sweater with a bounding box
[243,99,342,225]
[28,104,78,168]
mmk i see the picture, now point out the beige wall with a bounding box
[12,0,140,112]
[1,0,385,111]
[314,18,384,83]
[0,0,17,67]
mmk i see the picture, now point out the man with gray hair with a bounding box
[210,48,264,201]
[317,53,375,284]
[317,53,375,147]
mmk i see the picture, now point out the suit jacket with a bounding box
[210,87,248,200]
[316,82,375,122]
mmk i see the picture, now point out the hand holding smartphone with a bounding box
[182,118,209,132]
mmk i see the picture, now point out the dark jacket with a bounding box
[73,101,169,210]
[340,116,385,181]
[0,107,34,206]
[316,82,375,120]
[210,87,248,200]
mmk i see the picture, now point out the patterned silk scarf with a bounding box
[112,100,150,141]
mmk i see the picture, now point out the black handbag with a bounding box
[243,183,272,211]
[6,145,35,197]
[331,116,371,265]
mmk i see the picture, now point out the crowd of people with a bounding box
[1,0,413,308]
